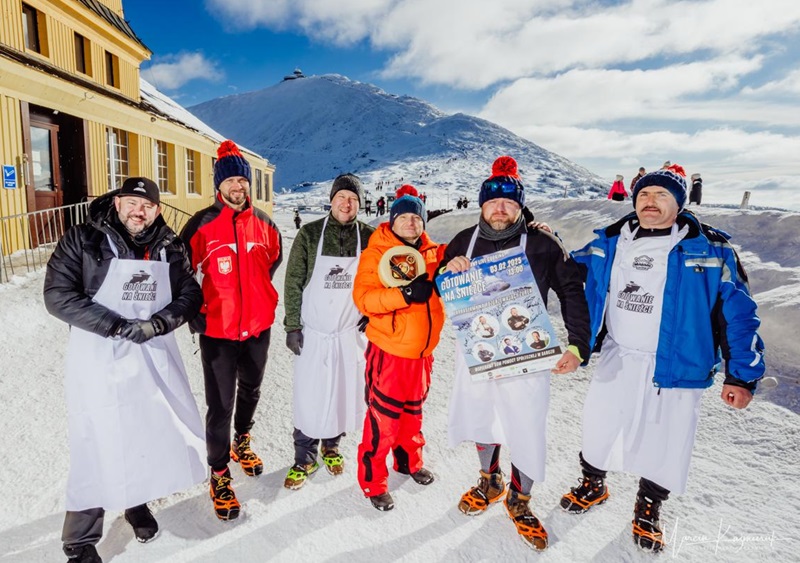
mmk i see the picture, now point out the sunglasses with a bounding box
[481,177,524,198]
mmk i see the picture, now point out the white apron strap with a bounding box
[316,216,362,259]
[466,226,527,259]
[105,233,167,261]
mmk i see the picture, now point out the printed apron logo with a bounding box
[633,255,654,271]
[616,281,654,313]
[121,271,158,301]
[218,256,232,275]
[324,265,353,289]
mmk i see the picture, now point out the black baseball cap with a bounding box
[118,177,160,205]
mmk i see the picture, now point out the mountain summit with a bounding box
[189,74,606,198]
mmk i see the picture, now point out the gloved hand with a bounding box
[118,317,165,344]
[357,316,369,332]
[401,273,434,304]
[286,330,303,355]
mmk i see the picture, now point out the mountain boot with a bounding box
[632,493,665,552]
[369,492,395,511]
[209,467,241,521]
[64,544,102,563]
[123,504,159,543]
[230,433,264,476]
[284,461,320,490]
[322,449,345,476]
[410,467,435,485]
[560,474,609,514]
[458,470,506,515]
[504,490,548,551]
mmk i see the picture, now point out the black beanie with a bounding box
[330,173,364,206]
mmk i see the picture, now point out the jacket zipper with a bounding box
[233,213,244,339]
[421,300,432,358]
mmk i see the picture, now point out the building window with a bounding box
[186,149,198,194]
[254,169,263,200]
[264,173,271,202]
[22,3,47,56]
[106,127,129,190]
[74,32,90,75]
[154,140,169,192]
[105,51,119,88]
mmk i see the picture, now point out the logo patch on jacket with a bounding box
[218,256,232,275]
[633,255,654,271]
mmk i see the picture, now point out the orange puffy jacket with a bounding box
[353,223,446,359]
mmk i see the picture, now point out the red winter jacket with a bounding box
[180,194,283,340]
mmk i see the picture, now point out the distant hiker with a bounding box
[44,177,206,563]
[608,175,628,201]
[294,210,302,229]
[353,184,446,512]
[365,198,373,216]
[376,196,386,216]
[180,140,283,521]
[283,173,375,490]
[463,197,470,208]
[630,167,646,193]
[689,173,702,205]
[560,165,764,553]
[442,156,590,551]
[456,198,463,210]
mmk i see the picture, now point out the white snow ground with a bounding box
[0,197,798,562]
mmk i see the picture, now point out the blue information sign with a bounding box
[3,165,17,189]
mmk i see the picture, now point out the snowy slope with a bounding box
[0,198,798,562]
[188,74,607,197]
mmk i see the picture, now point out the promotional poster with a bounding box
[436,248,562,381]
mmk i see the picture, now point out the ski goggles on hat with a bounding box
[480,177,524,198]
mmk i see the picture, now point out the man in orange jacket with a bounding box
[352,185,446,511]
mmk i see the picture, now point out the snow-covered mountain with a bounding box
[189,74,607,198]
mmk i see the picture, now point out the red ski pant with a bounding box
[357,343,433,497]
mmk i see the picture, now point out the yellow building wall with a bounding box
[0,93,29,253]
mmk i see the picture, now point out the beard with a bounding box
[488,216,514,230]
[222,189,247,207]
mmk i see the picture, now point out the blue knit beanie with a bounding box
[479,175,526,208]
[214,140,251,189]
[389,185,426,229]
[632,169,687,210]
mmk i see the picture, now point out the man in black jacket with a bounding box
[44,177,205,563]
[441,156,591,551]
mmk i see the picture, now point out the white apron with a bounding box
[293,218,367,438]
[582,224,703,494]
[447,230,550,481]
[64,238,206,511]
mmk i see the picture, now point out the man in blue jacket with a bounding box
[559,166,764,553]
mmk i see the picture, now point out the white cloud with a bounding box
[141,52,223,90]
[201,0,800,205]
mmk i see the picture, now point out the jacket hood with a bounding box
[372,222,438,253]
[88,189,170,242]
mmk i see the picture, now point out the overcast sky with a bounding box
[127,0,800,207]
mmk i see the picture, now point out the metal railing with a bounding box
[0,202,90,283]
[0,200,195,283]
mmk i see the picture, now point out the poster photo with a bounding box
[436,248,562,382]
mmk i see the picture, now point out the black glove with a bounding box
[118,316,165,344]
[357,316,369,332]
[286,330,303,356]
[401,273,434,304]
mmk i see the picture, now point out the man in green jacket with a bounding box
[283,173,376,489]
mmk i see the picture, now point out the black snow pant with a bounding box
[200,329,271,471]
[62,505,147,551]
[292,427,343,465]
[579,451,671,502]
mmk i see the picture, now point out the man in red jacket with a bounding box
[180,140,283,521]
